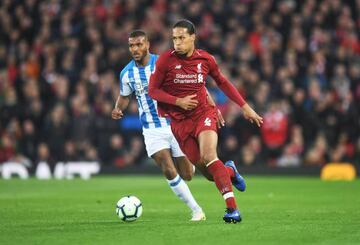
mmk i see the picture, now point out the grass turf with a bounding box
[0,176,359,245]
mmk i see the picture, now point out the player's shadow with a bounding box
[72,220,119,226]
[70,220,151,227]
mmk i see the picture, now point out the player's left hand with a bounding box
[216,109,225,128]
[242,103,263,127]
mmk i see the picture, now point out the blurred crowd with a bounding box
[0,0,359,169]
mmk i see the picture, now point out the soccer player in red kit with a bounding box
[149,20,263,223]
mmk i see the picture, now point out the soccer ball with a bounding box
[116,195,143,222]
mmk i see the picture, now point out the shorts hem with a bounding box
[195,128,218,138]
[147,147,171,158]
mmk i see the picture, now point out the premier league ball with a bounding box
[116,196,143,222]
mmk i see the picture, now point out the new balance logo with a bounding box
[204,117,211,126]
[175,65,182,69]
[221,187,230,193]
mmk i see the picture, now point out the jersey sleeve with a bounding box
[119,69,133,96]
[208,54,246,107]
[148,53,178,105]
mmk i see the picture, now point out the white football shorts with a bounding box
[142,126,185,158]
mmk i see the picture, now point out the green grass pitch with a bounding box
[1,176,359,245]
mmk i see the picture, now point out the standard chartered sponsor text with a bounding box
[174,73,203,83]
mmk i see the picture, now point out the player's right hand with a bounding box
[216,109,225,128]
[242,103,263,127]
[176,94,198,110]
[112,108,124,120]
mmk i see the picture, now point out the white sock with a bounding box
[167,174,202,213]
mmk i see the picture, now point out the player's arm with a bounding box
[112,95,130,120]
[206,89,225,128]
[148,55,198,111]
[208,56,263,127]
[112,69,133,120]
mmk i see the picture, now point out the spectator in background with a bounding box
[50,75,71,110]
[261,101,289,164]
[36,143,53,165]
[0,88,20,127]
[42,103,69,161]
[127,136,146,166]
[247,135,263,164]
[332,64,351,102]
[220,135,241,164]
[69,92,94,145]
[94,100,120,162]
[304,133,328,166]
[63,140,79,162]
[252,82,270,115]
[82,143,99,162]
[239,135,264,166]
[19,119,37,163]
[107,134,128,168]
[240,146,257,166]
[6,118,22,144]
[277,125,304,167]
[22,98,45,130]
[0,133,15,163]
[277,144,301,167]
[329,134,346,163]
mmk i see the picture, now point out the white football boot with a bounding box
[190,209,206,221]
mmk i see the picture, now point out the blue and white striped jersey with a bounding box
[119,54,170,129]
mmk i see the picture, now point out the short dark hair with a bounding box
[129,30,148,39]
[173,19,196,35]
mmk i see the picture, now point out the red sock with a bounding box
[207,160,237,209]
[226,166,235,178]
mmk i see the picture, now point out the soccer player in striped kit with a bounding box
[112,30,221,221]
[149,20,263,223]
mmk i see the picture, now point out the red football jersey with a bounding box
[149,49,245,121]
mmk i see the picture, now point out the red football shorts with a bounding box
[170,106,218,164]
